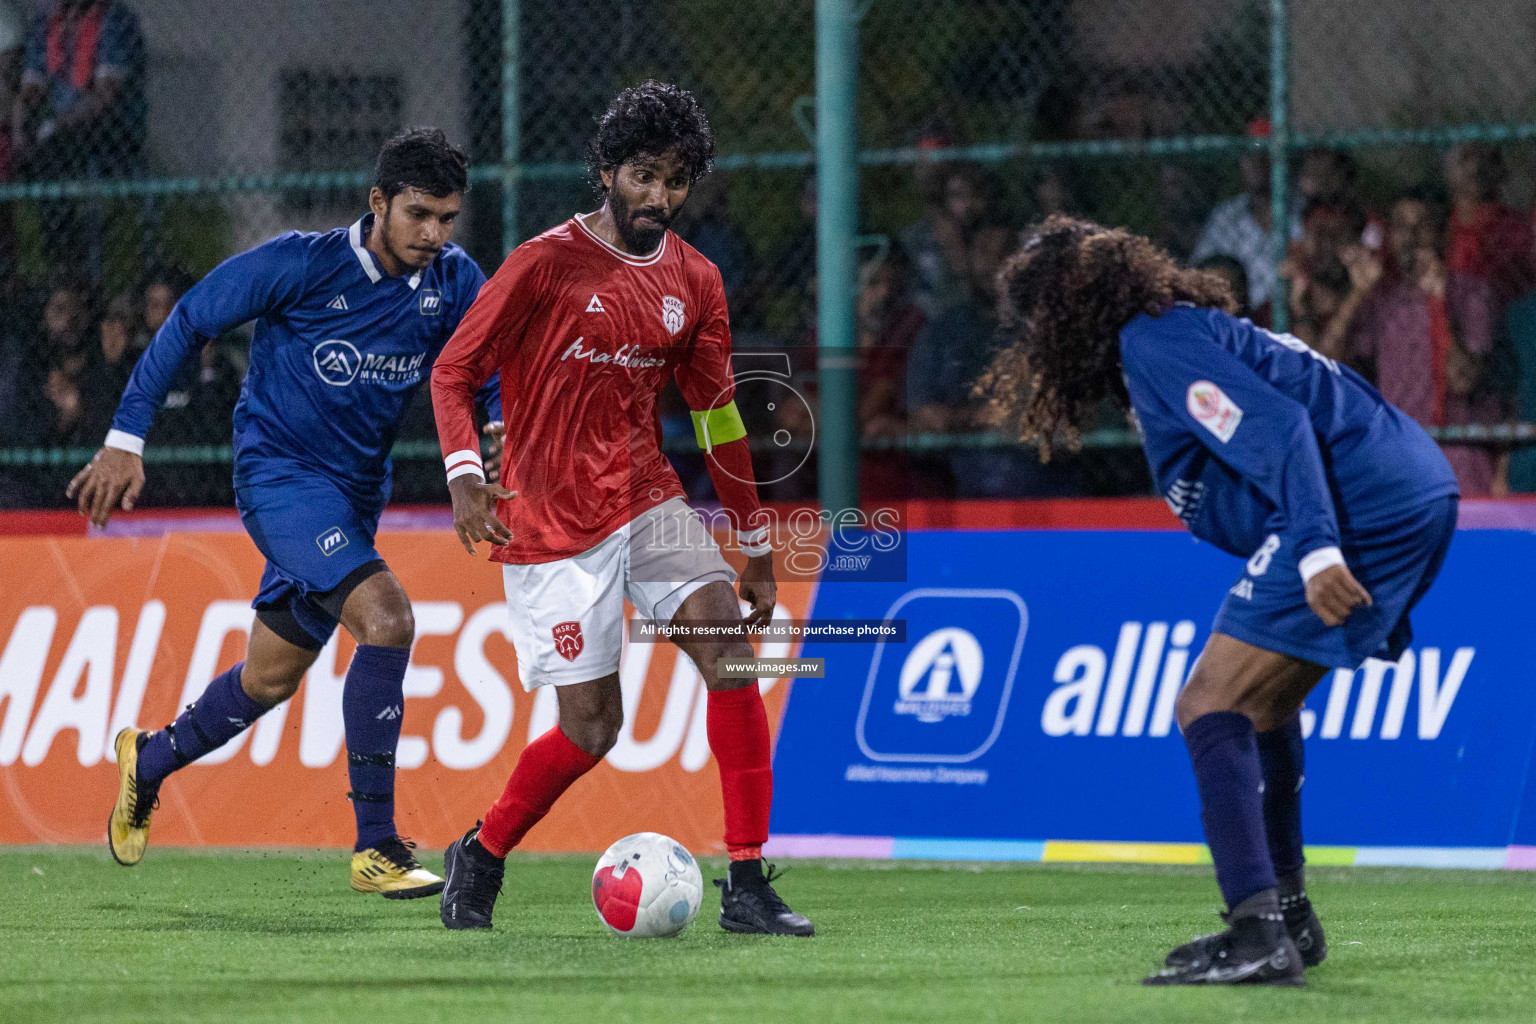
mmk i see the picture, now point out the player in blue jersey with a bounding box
[979,217,1459,986]
[69,128,500,899]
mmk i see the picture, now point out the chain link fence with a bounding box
[1,0,1533,509]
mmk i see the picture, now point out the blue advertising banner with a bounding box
[769,529,1536,868]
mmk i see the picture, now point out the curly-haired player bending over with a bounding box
[978,217,1459,985]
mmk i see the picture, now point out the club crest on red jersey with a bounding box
[552,621,584,661]
[662,295,686,336]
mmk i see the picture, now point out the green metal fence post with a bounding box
[815,0,860,515]
[501,0,521,257]
[1269,0,1290,332]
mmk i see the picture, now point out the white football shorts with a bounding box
[501,497,738,689]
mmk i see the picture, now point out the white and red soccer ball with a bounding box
[591,832,704,938]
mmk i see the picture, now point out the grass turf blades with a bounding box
[3,849,1535,1023]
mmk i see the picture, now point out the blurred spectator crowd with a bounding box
[0,262,243,505]
[688,134,1536,506]
[0,4,1534,508]
[8,136,1536,509]
[1180,135,1536,500]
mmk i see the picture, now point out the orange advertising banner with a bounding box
[0,531,810,854]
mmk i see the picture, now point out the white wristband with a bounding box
[739,526,771,557]
[104,429,145,456]
[444,448,484,484]
[1298,545,1345,584]
[446,463,486,484]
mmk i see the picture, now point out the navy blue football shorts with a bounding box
[236,475,388,650]
[1212,495,1459,669]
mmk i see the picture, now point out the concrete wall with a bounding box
[6,0,473,244]
[1077,0,1536,131]
[141,0,469,245]
[1289,0,1536,131]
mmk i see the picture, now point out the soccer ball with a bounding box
[591,832,704,938]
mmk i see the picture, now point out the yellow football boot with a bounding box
[350,837,444,899]
[108,728,159,866]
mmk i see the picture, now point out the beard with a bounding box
[609,189,672,254]
[379,210,438,270]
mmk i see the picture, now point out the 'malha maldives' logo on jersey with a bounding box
[560,337,668,369]
[358,351,427,384]
[313,340,362,386]
[312,341,426,387]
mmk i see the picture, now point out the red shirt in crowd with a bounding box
[1448,202,1535,308]
[1351,272,1498,495]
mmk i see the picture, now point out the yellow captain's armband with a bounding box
[690,401,748,451]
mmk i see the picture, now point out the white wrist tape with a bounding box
[104,430,145,456]
[1298,545,1345,584]
[738,526,772,557]
[444,448,485,484]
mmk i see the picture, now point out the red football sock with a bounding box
[478,726,602,858]
[707,684,774,861]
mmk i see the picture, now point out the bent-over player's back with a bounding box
[1119,304,1457,556]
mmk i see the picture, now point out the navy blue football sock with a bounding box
[1256,714,1307,879]
[1184,710,1277,911]
[137,664,269,783]
[343,644,411,852]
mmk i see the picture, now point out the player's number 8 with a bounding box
[1246,533,1281,576]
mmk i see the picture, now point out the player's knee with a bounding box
[1176,673,1272,732]
[1249,693,1302,734]
[240,664,303,707]
[355,602,415,648]
[700,641,755,691]
[1175,674,1225,730]
[564,706,622,757]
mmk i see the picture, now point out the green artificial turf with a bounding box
[2,847,1534,1023]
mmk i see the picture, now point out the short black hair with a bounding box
[1452,141,1508,200]
[1302,147,1359,186]
[586,80,716,196]
[1195,253,1249,295]
[374,127,469,201]
[142,263,195,300]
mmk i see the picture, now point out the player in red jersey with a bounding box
[430,81,813,936]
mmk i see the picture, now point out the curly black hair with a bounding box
[374,127,469,200]
[586,80,716,196]
[974,216,1236,459]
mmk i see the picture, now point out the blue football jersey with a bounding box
[109,214,498,504]
[1119,305,1459,567]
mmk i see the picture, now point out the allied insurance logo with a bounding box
[856,589,1027,763]
[313,339,362,386]
[893,628,985,722]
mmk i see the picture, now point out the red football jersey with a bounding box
[432,215,747,564]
